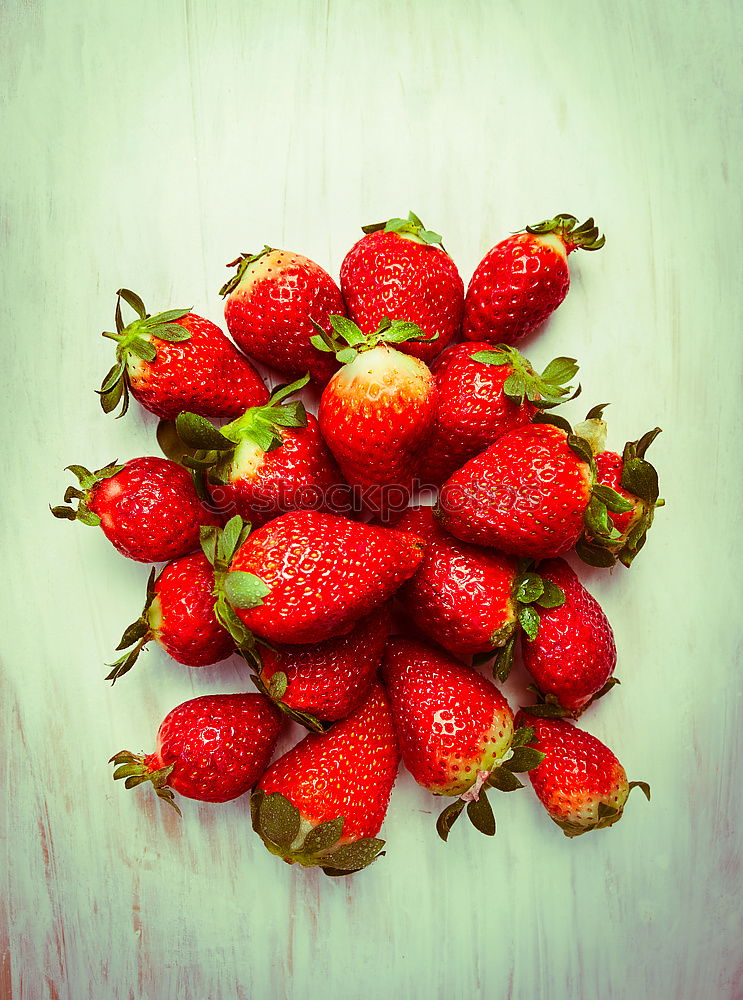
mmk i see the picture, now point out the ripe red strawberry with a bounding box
[172,376,349,527]
[340,212,464,362]
[220,247,345,385]
[463,214,605,346]
[105,552,234,683]
[395,507,564,674]
[97,288,267,419]
[110,693,283,812]
[51,457,220,562]
[516,712,650,837]
[252,682,400,875]
[520,559,617,716]
[254,604,392,730]
[382,638,544,840]
[419,342,579,485]
[580,428,664,568]
[316,316,437,518]
[208,512,424,649]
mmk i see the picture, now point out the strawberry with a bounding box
[382,638,544,840]
[251,682,400,875]
[579,427,664,568]
[171,376,349,527]
[516,712,650,837]
[520,559,617,716]
[51,457,220,563]
[110,693,283,812]
[395,507,564,675]
[419,342,579,485]
[463,214,605,346]
[97,288,267,419]
[105,552,234,683]
[436,408,640,561]
[254,604,392,730]
[315,316,437,518]
[204,512,424,651]
[340,211,464,362]
[220,247,345,385]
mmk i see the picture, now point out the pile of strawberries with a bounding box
[53,211,661,875]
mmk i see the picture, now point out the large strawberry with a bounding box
[251,682,400,875]
[315,315,437,518]
[105,553,234,683]
[253,604,392,731]
[419,342,579,485]
[220,247,345,385]
[110,693,283,812]
[340,211,464,362]
[382,638,544,841]
[463,214,605,346]
[516,712,650,837]
[395,507,564,677]
[51,457,220,562]
[171,376,349,527]
[97,288,267,419]
[436,408,640,561]
[520,559,617,716]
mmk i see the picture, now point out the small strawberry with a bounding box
[516,712,650,837]
[463,214,605,346]
[220,247,345,385]
[97,288,267,419]
[105,552,234,683]
[315,315,437,518]
[520,559,617,716]
[382,638,544,840]
[419,342,579,485]
[51,457,220,563]
[110,693,283,812]
[171,375,349,527]
[254,604,392,731]
[340,211,464,362]
[395,507,564,675]
[251,682,400,875]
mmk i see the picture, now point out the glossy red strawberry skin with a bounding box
[594,450,637,536]
[146,694,283,802]
[340,231,464,362]
[257,682,400,842]
[259,605,391,721]
[383,638,514,795]
[127,313,268,419]
[463,233,570,346]
[152,552,233,667]
[521,559,616,713]
[516,712,629,830]
[437,423,592,558]
[230,511,424,644]
[88,457,221,562]
[223,249,345,385]
[395,507,518,657]
[207,414,349,528]
[419,342,538,485]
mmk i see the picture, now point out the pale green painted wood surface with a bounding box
[2,2,741,998]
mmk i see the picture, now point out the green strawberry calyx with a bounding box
[97,289,192,418]
[525,214,605,252]
[249,668,330,734]
[361,210,445,250]
[219,246,273,298]
[310,314,435,365]
[251,790,386,876]
[50,461,124,525]
[522,678,621,720]
[436,726,546,842]
[109,751,182,816]
[104,567,158,684]
[471,344,580,410]
[553,781,651,838]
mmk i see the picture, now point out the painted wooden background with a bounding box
[2,2,741,998]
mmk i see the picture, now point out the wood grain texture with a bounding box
[2,1,742,998]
